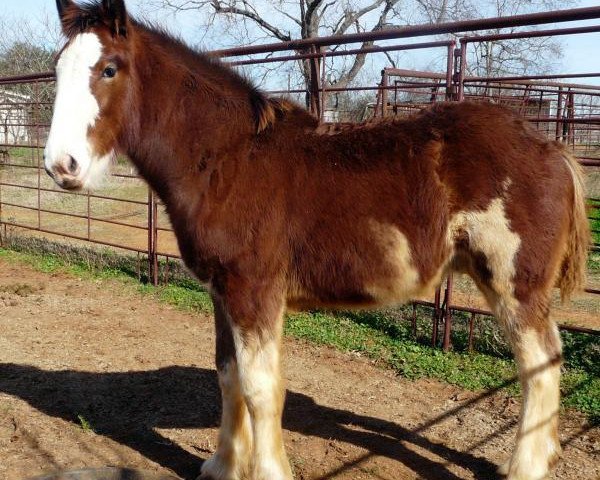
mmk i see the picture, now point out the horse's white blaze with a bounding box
[45,33,111,187]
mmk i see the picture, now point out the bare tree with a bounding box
[0,13,61,76]
[430,0,577,77]
[145,0,439,99]
[149,0,577,82]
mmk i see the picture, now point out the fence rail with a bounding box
[1,6,599,351]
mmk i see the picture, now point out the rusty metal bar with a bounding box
[442,275,453,352]
[432,287,441,347]
[466,72,600,83]
[445,42,455,100]
[0,72,54,83]
[35,81,41,231]
[455,42,467,102]
[227,40,454,67]
[147,189,159,286]
[212,6,600,58]
[384,67,600,92]
[412,303,417,338]
[1,220,148,254]
[468,313,476,352]
[556,87,564,141]
[461,24,600,43]
[0,201,148,231]
[0,181,149,205]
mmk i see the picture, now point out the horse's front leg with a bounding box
[202,284,292,480]
[200,296,253,480]
[236,311,292,479]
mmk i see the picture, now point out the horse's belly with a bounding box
[288,222,442,310]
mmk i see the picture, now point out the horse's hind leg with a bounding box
[200,295,252,480]
[492,294,562,480]
[454,199,563,480]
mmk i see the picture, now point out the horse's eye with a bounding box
[102,65,117,78]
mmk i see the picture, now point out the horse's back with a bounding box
[285,102,575,310]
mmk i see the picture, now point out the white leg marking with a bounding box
[506,327,562,480]
[233,326,292,480]
[450,197,561,479]
[200,362,252,480]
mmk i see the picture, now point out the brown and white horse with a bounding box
[45,1,589,479]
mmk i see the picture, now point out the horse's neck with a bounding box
[124,40,253,212]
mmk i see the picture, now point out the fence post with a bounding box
[308,45,322,118]
[445,41,455,101]
[381,68,389,117]
[432,286,441,347]
[555,86,564,141]
[566,90,575,146]
[453,41,467,102]
[468,313,476,352]
[147,189,159,286]
[442,274,453,352]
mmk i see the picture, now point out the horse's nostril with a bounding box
[67,155,79,175]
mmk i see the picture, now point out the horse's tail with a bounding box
[558,151,590,302]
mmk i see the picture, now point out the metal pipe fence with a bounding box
[1,6,599,352]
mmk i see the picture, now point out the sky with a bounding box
[2,0,600,86]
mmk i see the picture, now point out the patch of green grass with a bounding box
[589,252,600,273]
[138,283,213,314]
[76,414,95,433]
[285,310,517,392]
[590,199,600,252]
[0,244,598,423]
[4,147,43,164]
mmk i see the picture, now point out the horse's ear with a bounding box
[56,0,75,21]
[102,0,128,37]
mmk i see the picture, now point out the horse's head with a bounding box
[45,0,132,190]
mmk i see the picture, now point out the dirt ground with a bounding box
[0,258,598,480]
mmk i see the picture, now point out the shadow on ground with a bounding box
[0,363,501,480]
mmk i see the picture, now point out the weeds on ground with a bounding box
[76,414,95,434]
[589,198,600,248]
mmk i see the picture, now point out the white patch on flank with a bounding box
[448,197,522,314]
[365,221,421,304]
[45,33,112,188]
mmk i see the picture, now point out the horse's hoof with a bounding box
[497,459,510,476]
[199,454,246,480]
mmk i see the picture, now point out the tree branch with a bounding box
[333,0,388,36]
[332,0,400,89]
[210,0,292,41]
